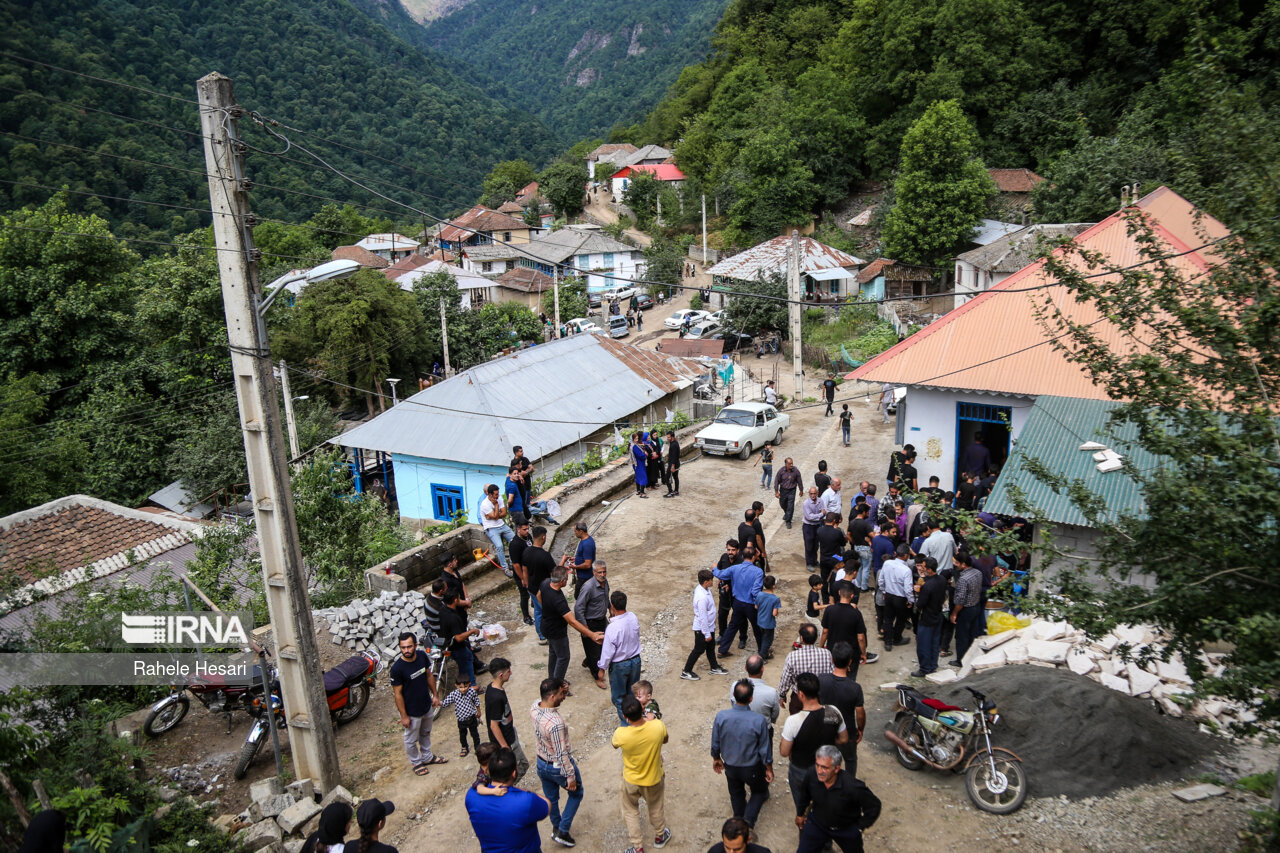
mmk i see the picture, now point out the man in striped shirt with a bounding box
[532,677,583,847]
[950,550,984,668]
[776,624,833,701]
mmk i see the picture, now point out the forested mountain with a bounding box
[0,0,560,242]
[616,0,1280,242]
[421,0,731,140]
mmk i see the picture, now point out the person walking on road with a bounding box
[794,746,880,853]
[911,557,946,677]
[613,695,672,853]
[532,678,584,848]
[714,549,764,658]
[801,487,824,569]
[682,569,728,680]
[774,457,802,529]
[598,591,643,723]
[711,679,774,828]
[540,566,605,681]
[839,404,852,447]
[663,429,681,497]
[818,643,866,777]
[389,633,445,777]
[484,657,529,782]
[822,375,836,416]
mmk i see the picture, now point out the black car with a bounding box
[588,292,602,310]
[711,329,754,351]
[635,293,655,311]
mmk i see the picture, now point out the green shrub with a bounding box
[690,291,704,310]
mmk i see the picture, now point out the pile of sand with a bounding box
[936,666,1218,798]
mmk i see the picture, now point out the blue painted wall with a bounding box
[391,454,509,523]
[860,276,885,302]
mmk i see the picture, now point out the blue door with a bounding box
[954,402,1011,489]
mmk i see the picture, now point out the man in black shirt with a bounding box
[538,565,602,681]
[818,642,866,776]
[439,553,470,609]
[750,500,769,569]
[508,516,535,626]
[814,461,831,496]
[846,504,875,593]
[663,429,681,497]
[795,746,881,853]
[819,584,869,678]
[389,632,443,775]
[440,591,480,683]
[509,445,534,514]
[822,375,836,416]
[707,817,773,853]
[911,556,947,677]
[716,540,740,636]
[523,526,557,644]
[483,657,528,780]
[815,512,846,603]
[421,578,446,643]
[737,510,766,572]
[886,444,914,490]
[897,451,919,494]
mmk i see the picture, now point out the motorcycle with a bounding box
[233,649,382,779]
[884,684,1028,814]
[144,661,268,737]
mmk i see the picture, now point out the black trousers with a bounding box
[719,601,760,655]
[517,578,531,620]
[825,397,835,415]
[667,463,679,493]
[885,593,911,644]
[718,592,732,635]
[457,716,481,750]
[802,523,820,567]
[725,763,770,827]
[581,616,607,672]
[798,819,863,853]
[778,489,796,523]
[683,631,719,673]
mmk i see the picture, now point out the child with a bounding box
[440,677,483,758]
[839,404,852,446]
[804,573,827,630]
[631,680,661,720]
[471,742,506,797]
[754,576,781,660]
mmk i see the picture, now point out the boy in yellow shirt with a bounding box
[612,695,671,853]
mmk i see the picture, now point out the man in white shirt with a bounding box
[682,570,728,680]
[479,483,516,575]
[879,544,916,650]
[819,478,843,517]
[764,380,778,406]
[919,518,956,576]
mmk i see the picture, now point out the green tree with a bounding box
[724,272,788,335]
[541,275,589,324]
[477,301,541,353]
[642,233,685,300]
[538,160,589,219]
[881,100,996,265]
[0,374,87,515]
[622,171,662,228]
[411,267,485,369]
[480,160,538,208]
[724,125,819,245]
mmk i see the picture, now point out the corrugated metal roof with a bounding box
[972,219,1024,246]
[589,143,638,159]
[521,228,637,265]
[356,233,420,252]
[439,206,528,244]
[494,266,553,293]
[956,223,1093,273]
[148,481,215,519]
[612,163,686,181]
[847,187,1229,400]
[462,244,524,262]
[984,396,1159,526]
[331,335,703,464]
[392,260,492,291]
[708,235,865,282]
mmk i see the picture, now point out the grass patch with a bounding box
[802,300,898,366]
[1236,771,1277,799]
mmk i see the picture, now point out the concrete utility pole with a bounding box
[197,72,340,792]
[788,230,803,400]
[701,194,708,264]
[553,267,561,337]
[439,298,452,375]
[278,361,300,459]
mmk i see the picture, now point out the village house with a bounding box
[437,205,538,252]
[987,167,1045,222]
[515,225,645,292]
[329,335,701,527]
[846,186,1227,490]
[954,222,1092,305]
[586,143,638,180]
[355,233,420,263]
[386,259,497,309]
[706,235,864,310]
[491,266,555,313]
[330,244,389,269]
[609,162,685,198]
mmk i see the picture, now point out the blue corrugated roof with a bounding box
[330,335,697,465]
[985,396,1162,527]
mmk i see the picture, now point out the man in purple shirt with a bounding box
[598,590,643,724]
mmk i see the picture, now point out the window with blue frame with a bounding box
[603,252,614,268]
[430,484,464,521]
[577,254,590,269]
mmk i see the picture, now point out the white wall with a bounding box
[578,251,647,292]
[954,260,1014,306]
[899,386,1035,489]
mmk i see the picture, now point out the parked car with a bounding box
[711,329,755,352]
[708,310,727,325]
[608,314,630,338]
[634,293,655,311]
[686,319,723,339]
[588,292,602,311]
[565,317,604,335]
[694,403,790,460]
[603,284,637,301]
[664,309,709,330]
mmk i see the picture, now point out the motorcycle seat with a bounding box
[323,655,369,694]
[922,698,963,712]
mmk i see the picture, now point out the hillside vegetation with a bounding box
[0,0,559,242]
[423,0,730,140]
[615,0,1280,241]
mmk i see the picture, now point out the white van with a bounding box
[608,315,630,338]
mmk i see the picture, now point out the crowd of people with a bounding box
[263,432,1031,853]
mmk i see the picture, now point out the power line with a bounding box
[0,223,322,265]
[0,84,206,143]
[0,51,202,105]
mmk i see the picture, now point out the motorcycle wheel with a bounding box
[965,755,1028,814]
[233,731,265,780]
[143,695,190,737]
[892,715,927,771]
[333,682,369,726]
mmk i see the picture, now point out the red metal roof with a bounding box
[381,253,431,280]
[988,168,1045,193]
[331,245,389,269]
[847,187,1229,399]
[858,258,896,285]
[611,163,686,182]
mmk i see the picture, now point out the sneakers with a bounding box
[654,828,671,848]
[502,567,514,578]
[522,616,535,626]
[863,653,879,664]
[680,671,700,681]
[910,669,927,678]
[624,847,643,853]
[537,637,548,646]
[708,666,729,675]
[552,830,576,847]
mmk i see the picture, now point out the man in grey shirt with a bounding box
[919,518,956,576]
[731,654,779,732]
[573,560,610,688]
[712,678,774,827]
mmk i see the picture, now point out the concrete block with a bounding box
[878,682,901,692]
[1128,668,1162,697]
[978,631,1016,651]
[285,779,314,803]
[925,669,958,684]
[1004,644,1029,664]
[1156,659,1192,686]
[1113,624,1148,646]
[248,793,295,822]
[1025,640,1071,664]
[1098,657,1124,677]
[1098,672,1130,693]
[970,649,1007,671]
[318,785,356,809]
[249,777,284,803]
[1157,697,1184,718]
[1032,621,1069,642]
[285,841,306,853]
[1172,783,1227,802]
[1066,650,1097,676]
[276,798,321,835]
[1089,634,1119,655]
[236,819,282,851]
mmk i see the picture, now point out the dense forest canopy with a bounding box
[423,0,731,140]
[0,0,560,242]
[615,0,1280,240]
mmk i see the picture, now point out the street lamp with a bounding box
[257,259,363,345]
[386,378,401,406]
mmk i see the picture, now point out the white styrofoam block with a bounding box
[1089,634,1120,655]
[1156,659,1192,686]
[971,649,1007,671]
[1128,668,1162,697]
[1098,672,1130,693]
[925,669,958,684]
[1026,640,1072,664]
[979,631,1016,651]
[1004,645,1029,664]
[1032,621,1069,642]
[1067,650,1097,676]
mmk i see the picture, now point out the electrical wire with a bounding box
[0,223,324,266]
[0,51,203,105]
[0,85,205,142]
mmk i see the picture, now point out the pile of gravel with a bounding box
[938,666,1218,798]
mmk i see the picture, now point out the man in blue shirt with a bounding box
[506,467,552,525]
[714,549,764,657]
[466,747,550,853]
[711,678,774,827]
[561,522,596,596]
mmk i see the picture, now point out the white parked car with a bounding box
[602,284,637,301]
[708,310,727,325]
[694,402,790,459]
[565,317,604,335]
[664,309,709,330]
[686,319,722,339]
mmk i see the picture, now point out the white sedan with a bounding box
[664,309,709,330]
[694,402,790,459]
[565,317,605,335]
[686,319,722,339]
